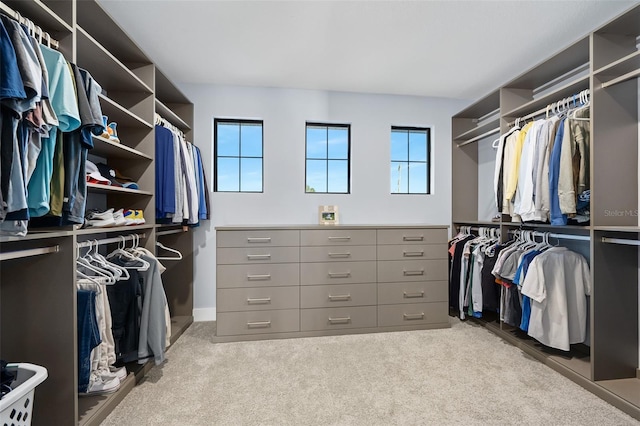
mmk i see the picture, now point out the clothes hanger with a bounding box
[156,241,183,260]
[106,236,150,271]
[77,243,116,284]
[92,239,130,281]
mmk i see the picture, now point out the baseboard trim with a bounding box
[193,307,216,322]
[637,368,640,379]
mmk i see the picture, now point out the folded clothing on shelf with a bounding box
[86,160,111,185]
[95,163,139,189]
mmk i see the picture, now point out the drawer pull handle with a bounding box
[247,254,271,260]
[403,313,425,321]
[328,294,351,301]
[403,251,424,257]
[328,271,351,278]
[328,236,351,241]
[328,316,351,324]
[247,297,271,304]
[403,270,424,276]
[403,291,425,299]
[247,274,271,281]
[403,236,424,241]
[328,252,351,258]
[247,237,271,243]
[247,321,271,328]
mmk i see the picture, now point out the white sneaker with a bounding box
[97,368,121,383]
[109,366,127,381]
[86,208,116,228]
[112,209,126,227]
[81,373,120,396]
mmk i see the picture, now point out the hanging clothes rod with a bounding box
[77,233,146,248]
[601,68,640,89]
[0,245,59,261]
[457,127,501,147]
[509,230,590,242]
[155,113,185,139]
[0,3,60,49]
[506,89,590,128]
[601,237,640,246]
[156,228,187,237]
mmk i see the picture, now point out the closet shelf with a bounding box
[99,94,153,129]
[593,226,640,233]
[0,229,73,243]
[597,378,640,409]
[76,26,153,95]
[77,373,135,426]
[170,316,194,347]
[453,118,500,143]
[91,135,152,161]
[502,222,591,233]
[452,220,500,227]
[502,75,590,118]
[87,182,153,196]
[1,0,73,33]
[594,50,640,78]
[155,99,191,131]
[75,224,155,236]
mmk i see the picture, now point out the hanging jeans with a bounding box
[77,289,101,393]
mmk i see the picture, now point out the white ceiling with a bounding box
[98,0,638,100]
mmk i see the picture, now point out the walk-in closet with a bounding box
[451,4,640,419]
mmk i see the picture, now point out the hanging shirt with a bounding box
[155,125,176,219]
[549,118,568,225]
[521,247,591,351]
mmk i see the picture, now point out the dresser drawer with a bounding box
[217,247,299,265]
[217,230,299,248]
[300,261,376,285]
[378,281,448,305]
[217,309,300,336]
[300,229,376,246]
[301,306,377,331]
[376,228,447,245]
[377,302,449,327]
[377,259,447,282]
[301,245,376,263]
[217,263,299,288]
[377,244,447,261]
[218,287,300,312]
[301,283,377,309]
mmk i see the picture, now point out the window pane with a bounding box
[306,127,327,159]
[241,124,262,157]
[328,127,348,159]
[391,131,408,162]
[240,158,263,192]
[391,161,408,193]
[409,131,427,162]
[217,123,239,156]
[217,157,239,191]
[408,162,427,194]
[306,159,327,193]
[328,160,348,193]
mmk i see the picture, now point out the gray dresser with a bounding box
[215,225,449,341]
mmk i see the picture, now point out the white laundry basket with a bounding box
[0,363,48,426]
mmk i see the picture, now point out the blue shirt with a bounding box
[549,118,567,226]
[514,250,542,332]
[155,125,176,218]
[194,146,208,220]
[0,19,26,100]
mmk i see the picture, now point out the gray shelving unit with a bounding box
[0,0,197,424]
[451,4,640,420]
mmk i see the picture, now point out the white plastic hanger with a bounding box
[106,236,150,271]
[156,241,183,260]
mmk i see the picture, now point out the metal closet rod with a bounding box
[0,3,60,49]
[77,233,146,248]
[0,245,59,262]
[509,229,590,241]
[601,237,640,246]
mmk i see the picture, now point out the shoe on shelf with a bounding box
[123,209,137,226]
[81,373,120,396]
[109,366,127,381]
[112,209,126,227]
[85,208,116,228]
[97,368,121,383]
[108,122,120,143]
[135,210,146,225]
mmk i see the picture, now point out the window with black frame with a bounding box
[390,126,431,194]
[305,122,350,194]
[214,119,263,192]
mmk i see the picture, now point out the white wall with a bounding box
[179,84,468,321]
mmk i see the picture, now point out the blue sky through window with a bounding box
[215,120,263,192]
[390,127,430,194]
[305,124,349,193]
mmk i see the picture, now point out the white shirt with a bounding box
[521,247,591,351]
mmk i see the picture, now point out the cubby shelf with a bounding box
[87,182,153,196]
[91,135,153,161]
[155,99,191,131]
[503,75,590,118]
[99,94,153,129]
[1,0,72,33]
[76,26,153,95]
[453,118,500,143]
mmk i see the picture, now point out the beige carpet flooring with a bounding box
[102,319,640,425]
